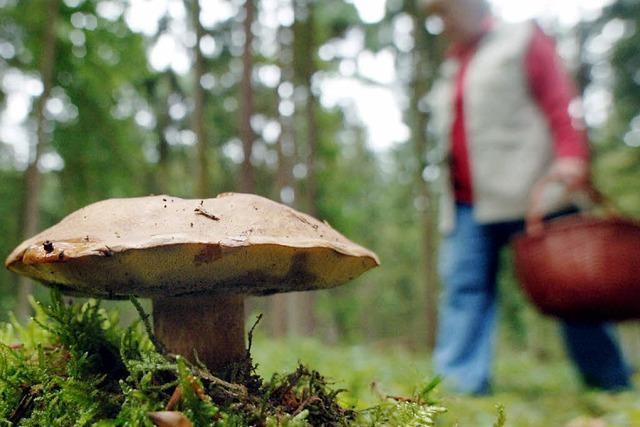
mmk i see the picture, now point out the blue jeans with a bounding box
[434,204,631,394]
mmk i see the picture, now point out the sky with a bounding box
[0,0,619,169]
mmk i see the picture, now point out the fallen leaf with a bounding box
[148,411,194,427]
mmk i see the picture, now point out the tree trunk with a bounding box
[16,0,62,322]
[302,20,318,218]
[300,0,319,337]
[145,72,175,195]
[237,0,259,327]
[192,0,210,198]
[239,0,255,193]
[290,0,317,337]
[268,17,296,339]
[410,6,441,352]
[268,122,293,338]
[574,21,591,95]
[269,111,294,338]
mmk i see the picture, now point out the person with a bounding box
[420,0,631,395]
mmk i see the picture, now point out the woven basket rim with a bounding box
[513,214,640,244]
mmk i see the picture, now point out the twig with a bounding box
[194,207,220,221]
[293,396,322,416]
[192,366,249,400]
[9,387,36,424]
[386,395,416,403]
[246,313,263,356]
[129,296,167,355]
[370,381,385,401]
[187,375,209,401]
[165,386,182,411]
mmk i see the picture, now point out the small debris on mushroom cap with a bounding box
[43,241,54,253]
[194,207,220,221]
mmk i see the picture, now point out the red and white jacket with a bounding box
[428,21,589,233]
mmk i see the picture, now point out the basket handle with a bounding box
[525,175,617,235]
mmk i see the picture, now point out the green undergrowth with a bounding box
[0,293,446,426]
[251,336,640,426]
[8,293,637,426]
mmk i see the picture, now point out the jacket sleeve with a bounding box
[525,24,590,160]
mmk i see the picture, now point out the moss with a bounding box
[0,292,446,426]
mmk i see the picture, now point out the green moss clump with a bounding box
[0,292,447,426]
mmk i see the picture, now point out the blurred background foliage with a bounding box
[1,0,640,406]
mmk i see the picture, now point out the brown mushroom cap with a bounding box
[5,193,379,298]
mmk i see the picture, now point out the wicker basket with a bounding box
[512,185,640,321]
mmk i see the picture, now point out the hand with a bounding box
[548,158,589,191]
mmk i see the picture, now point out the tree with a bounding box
[408,2,442,351]
[191,0,211,198]
[143,72,180,195]
[590,0,640,216]
[290,0,319,336]
[239,0,256,193]
[268,11,296,338]
[15,0,62,321]
[587,0,640,365]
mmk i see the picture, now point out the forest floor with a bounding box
[253,337,640,426]
[2,296,639,426]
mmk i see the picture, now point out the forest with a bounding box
[1,0,640,425]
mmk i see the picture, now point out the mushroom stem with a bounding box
[153,294,246,375]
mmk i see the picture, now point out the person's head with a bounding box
[421,0,491,44]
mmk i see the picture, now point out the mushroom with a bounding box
[5,193,379,374]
